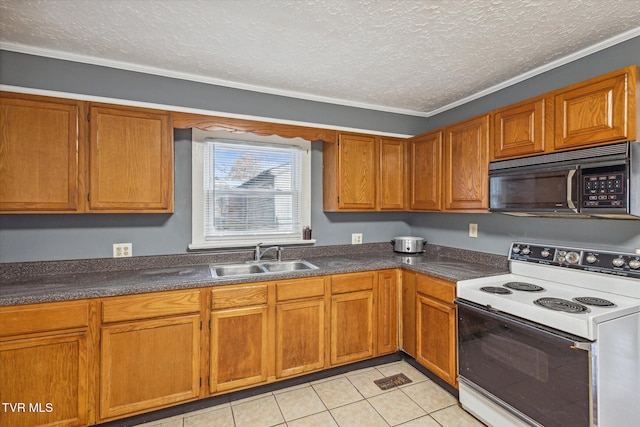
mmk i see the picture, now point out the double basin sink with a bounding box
[210,260,318,278]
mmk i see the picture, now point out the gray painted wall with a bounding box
[1,36,640,263]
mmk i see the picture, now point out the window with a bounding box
[190,129,312,249]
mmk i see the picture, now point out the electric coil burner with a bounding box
[456,242,640,427]
[503,281,544,292]
[534,297,589,313]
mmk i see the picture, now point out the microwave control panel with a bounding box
[581,170,626,208]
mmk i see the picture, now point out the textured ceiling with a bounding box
[1,0,640,116]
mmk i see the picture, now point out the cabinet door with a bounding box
[100,315,200,420]
[210,306,269,393]
[89,105,173,212]
[0,93,81,213]
[443,115,489,211]
[408,131,442,211]
[376,270,398,355]
[416,294,457,387]
[492,96,552,160]
[379,138,406,210]
[276,299,325,378]
[555,68,633,150]
[337,133,377,210]
[0,332,88,427]
[330,291,374,365]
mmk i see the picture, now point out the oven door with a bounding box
[457,299,592,427]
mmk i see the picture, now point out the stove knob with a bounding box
[612,257,626,268]
[629,259,640,270]
[512,246,521,254]
[521,247,531,255]
[540,249,551,258]
[585,254,598,264]
[565,251,580,264]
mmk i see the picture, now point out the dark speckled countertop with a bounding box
[0,243,508,306]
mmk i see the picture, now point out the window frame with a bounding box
[190,128,313,250]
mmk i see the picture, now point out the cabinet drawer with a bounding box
[211,285,268,309]
[331,272,374,294]
[416,275,456,304]
[102,290,200,323]
[0,300,89,337]
[276,278,325,302]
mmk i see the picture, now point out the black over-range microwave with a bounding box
[489,142,640,219]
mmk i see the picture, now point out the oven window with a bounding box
[458,302,590,427]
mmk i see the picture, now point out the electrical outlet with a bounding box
[351,233,363,244]
[113,243,132,258]
[468,223,478,238]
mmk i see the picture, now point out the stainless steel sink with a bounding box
[262,260,318,272]
[209,260,318,277]
[210,263,268,277]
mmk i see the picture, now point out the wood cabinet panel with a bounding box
[276,299,325,378]
[102,290,200,323]
[416,275,456,304]
[276,278,325,301]
[376,270,398,355]
[99,315,200,420]
[0,332,89,427]
[401,270,417,357]
[443,115,489,211]
[0,300,89,337]
[210,306,269,392]
[379,138,407,210]
[331,271,374,294]
[0,93,82,213]
[555,67,635,150]
[89,105,173,212]
[330,290,374,365]
[408,131,442,211]
[416,294,457,387]
[492,96,553,160]
[211,284,268,309]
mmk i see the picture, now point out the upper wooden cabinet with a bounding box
[408,130,443,211]
[323,132,408,212]
[443,115,490,211]
[491,95,553,160]
[88,105,173,212]
[0,93,83,213]
[0,92,174,214]
[379,137,407,210]
[554,66,637,150]
[324,132,377,211]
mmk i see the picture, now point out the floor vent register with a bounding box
[373,373,413,390]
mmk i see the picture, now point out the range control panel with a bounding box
[509,242,640,279]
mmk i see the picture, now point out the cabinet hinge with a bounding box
[200,377,202,387]
[87,193,91,202]
[209,319,212,329]
[199,321,202,330]
[87,113,90,122]
[337,196,340,203]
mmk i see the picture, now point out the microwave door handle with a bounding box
[567,169,578,212]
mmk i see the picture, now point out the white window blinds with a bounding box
[203,139,302,241]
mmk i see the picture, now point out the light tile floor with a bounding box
[138,361,486,427]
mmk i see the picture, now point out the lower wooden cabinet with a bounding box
[275,278,328,378]
[210,285,269,393]
[376,270,398,355]
[415,275,458,387]
[330,272,375,365]
[99,315,201,419]
[0,300,92,427]
[99,291,201,421]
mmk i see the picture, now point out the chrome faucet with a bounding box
[254,243,282,262]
